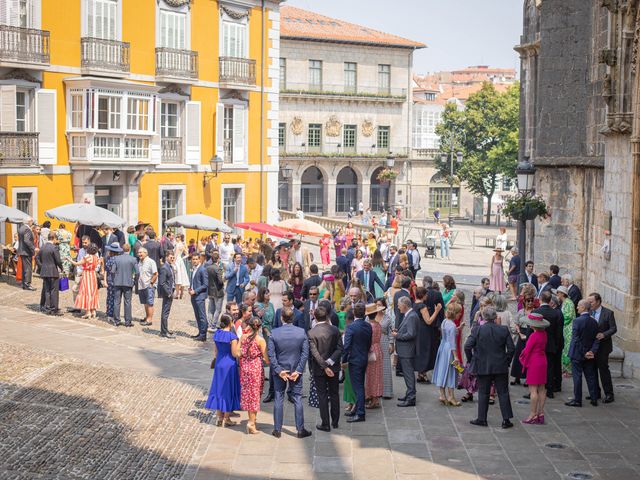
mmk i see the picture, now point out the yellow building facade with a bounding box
[0,0,283,241]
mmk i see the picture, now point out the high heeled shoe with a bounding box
[246,422,259,434]
[222,418,237,427]
[521,417,537,424]
[446,399,461,407]
[216,418,223,427]
[535,414,545,425]
[438,398,447,405]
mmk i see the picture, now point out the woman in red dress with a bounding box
[240,317,269,434]
[71,243,100,319]
[519,312,549,425]
[365,303,384,409]
[319,236,331,268]
[345,222,355,247]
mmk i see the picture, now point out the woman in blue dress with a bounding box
[432,302,462,406]
[205,313,241,427]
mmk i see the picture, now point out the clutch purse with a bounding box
[451,360,464,374]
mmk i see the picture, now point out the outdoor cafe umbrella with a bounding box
[274,218,331,238]
[0,204,31,224]
[165,213,232,233]
[234,222,293,238]
[45,203,126,228]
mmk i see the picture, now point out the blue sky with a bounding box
[284,0,523,74]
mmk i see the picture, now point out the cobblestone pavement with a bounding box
[2,282,640,480]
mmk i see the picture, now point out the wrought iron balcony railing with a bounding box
[156,48,198,80]
[0,25,49,66]
[219,56,256,86]
[0,132,39,166]
[81,37,130,74]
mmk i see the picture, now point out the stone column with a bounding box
[361,179,371,211]
[325,178,336,218]
[291,178,301,212]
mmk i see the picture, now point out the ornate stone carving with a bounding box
[599,49,618,66]
[291,117,303,136]
[160,0,192,7]
[601,113,634,134]
[158,84,189,96]
[602,0,619,13]
[361,119,374,137]
[0,69,40,84]
[325,115,341,137]
[220,90,247,101]
[221,5,249,20]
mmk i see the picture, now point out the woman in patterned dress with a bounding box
[71,243,100,319]
[173,234,190,299]
[365,303,385,408]
[240,317,269,434]
[104,245,120,320]
[56,224,73,276]
[377,298,394,399]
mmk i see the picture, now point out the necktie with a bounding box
[364,272,369,291]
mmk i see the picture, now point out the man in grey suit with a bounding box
[465,306,515,429]
[112,244,138,327]
[588,292,617,403]
[393,296,419,407]
[35,232,63,315]
[17,218,36,290]
[157,251,176,338]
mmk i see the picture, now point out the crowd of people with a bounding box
[8,215,619,437]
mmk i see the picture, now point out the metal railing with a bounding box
[223,138,233,163]
[81,37,130,73]
[0,132,39,166]
[0,25,49,65]
[161,137,183,164]
[412,148,440,158]
[281,82,407,99]
[156,47,198,79]
[281,145,409,158]
[219,56,256,85]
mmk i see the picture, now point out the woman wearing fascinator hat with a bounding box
[519,312,550,424]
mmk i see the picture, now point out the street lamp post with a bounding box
[280,164,293,210]
[441,151,463,226]
[516,156,536,291]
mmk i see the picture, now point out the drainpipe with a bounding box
[260,0,265,223]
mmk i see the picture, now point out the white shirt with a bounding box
[219,241,234,263]
[592,306,602,322]
[138,257,158,290]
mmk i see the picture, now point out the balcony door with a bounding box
[222,21,247,59]
[159,9,186,50]
[86,0,117,40]
[1,0,38,28]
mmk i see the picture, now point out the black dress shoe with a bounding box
[347,415,365,423]
[316,424,331,432]
[603,395,614,404]
[193,336,206,342]
[397,400,416,407]
[331,422,339,429]
[190,334,201,339]
[344,410,356,417]
[263,393,274,403]
[297,428,312,438]
[160,333,175,339]
[523,394,531,399]
[565,400,582,407]
[397,396,406,402]
[469,419,488,427]
[140,321,152,326]
[502,419,514,429]
[590,400,598,407]
[546,392,554,399]
[124,322,133,327]
[50,310,64,316]
[272,430,281,438]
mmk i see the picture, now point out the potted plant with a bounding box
[376,168,398,182]
[502,193,550,221]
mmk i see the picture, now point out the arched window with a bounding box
[300,166,324,214]
[370,167,390,212]
[335,167,358,213]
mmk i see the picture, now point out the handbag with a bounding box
[96,275,104,289]
[368,351,377,362]
[59,276,69,292]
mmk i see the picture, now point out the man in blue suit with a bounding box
[189,253,209,342]
[356,259,385,299]
[267,308,311,439]
[225,252,249,304]
[342,303,372,423]
[336,248,350,288]
[565,299,600,407]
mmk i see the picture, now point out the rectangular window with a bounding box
[278,122,286,150]
[70,136,87,158]
[377,126,390,152]
[161,189,182,231]
[160,102,179,137]
[71,94,83,129]
[223,188,242,225]
[15,192,32,216]
[222,21,247,58]
[159,10,186,49]
[308,123,321,152]
[279,58,286,90]
[97,96,120,130]
[87,0,117,40]
[309,60,322,91]
[124,138,149,158]
[127,98,149,131]
[378,64,391,94]
[93,136,120,158]
[343,124,356,153]
[223,105,233,163]
[344,62,357,93]
[16,91,27,132]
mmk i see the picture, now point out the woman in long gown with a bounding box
[71,244,100,319]
[556,288,576,374]
[342,310,357,413]
[333,228,346,258]
[319,236,331,268]
[206,314,241,427]
[56,224,73,275]
[413,287,443,383]
[376,298,394,399]
[432,303,462,406]
[519,313,549,424]
[371,250,386,299]
[240,317,269,434]
[173,234,190,299]
[345,222,355,247]
[489,249,506,294]
[365,304,384,409]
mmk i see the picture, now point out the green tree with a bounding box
[435,82,519,224]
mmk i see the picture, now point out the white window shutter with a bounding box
[233,104,246,164]
[215,102,224,158]
[0,85,16,132]
[36,89,57,165]
[185,100,200,164]
[150,96,161,164]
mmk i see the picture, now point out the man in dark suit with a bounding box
[565,299,600,407]
[336,248,350,288]
[157,251,176,338]
[35,232,63,315]
[17,218,36,290]
[189,253,209,342]
[144,231,164,270]
[524,261,538,289]
[342,303,372,423]
[301,264,322,300]
[101,226,118,258]
[588,292,617,403]
[385,245,400,289]
[465,306,515,428]
[534,291,564,396]
[393,277,412,329]
[549,265,562,289]
[393,297,419,407]
[564,275,582,314]
[356,259,385,299]
[302,286,321,332]
[267,308,311,439]
[206,250,225,331]
[272,291,304,330]
[536,273,552,298]
[204,235,218,262]
[224,253,249,304]
[308,306,344,431]
[112,244,138,327]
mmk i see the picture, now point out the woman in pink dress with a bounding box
[319,236,331,268]
[240,317,269,434]
[519,312,549,425]
[489,248,505,293]
[71,243,100,319]
[333,228,346,258]
[345,222,355,247]
[365,303,384,409]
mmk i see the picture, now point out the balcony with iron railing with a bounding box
[281,144,409,159]
[219,56,256,87]
[281,82,407,102]
[161,137,183,164]
[81,37,130,77]
[156,48,198,82]
[0,132,39,167]
[0,25,49,67]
